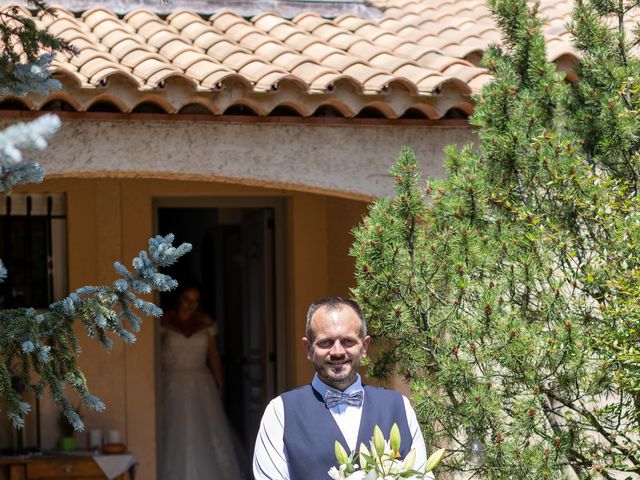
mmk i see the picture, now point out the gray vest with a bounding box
[281,384,412,480]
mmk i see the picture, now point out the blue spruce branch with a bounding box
[0,235,191,430]
[0,113,192,430]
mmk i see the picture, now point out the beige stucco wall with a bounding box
[8,176,369,479]
[7,117,475,199]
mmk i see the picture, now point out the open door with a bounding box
[156,201,283,476]
[240,208,276,449]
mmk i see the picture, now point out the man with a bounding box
[253,297,431,480]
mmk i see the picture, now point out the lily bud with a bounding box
[334,441,349,465]
[402,448,416,470]
[389,423,401,452]
[373,425,385,457]
[424,448,446,472]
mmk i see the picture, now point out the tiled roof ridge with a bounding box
[1,0,593,119]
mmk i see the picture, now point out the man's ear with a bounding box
[301,337,312,359]
[362,335,371,357]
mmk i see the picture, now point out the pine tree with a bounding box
[351,0,640,477]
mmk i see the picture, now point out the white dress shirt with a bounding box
[253,374,431,480]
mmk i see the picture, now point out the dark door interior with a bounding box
[157,206,277,456]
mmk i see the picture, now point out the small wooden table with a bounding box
[0,454,135,480]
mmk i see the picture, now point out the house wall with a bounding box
[0,115,475,478]
[11,117,476,199]
[7,176,369,480]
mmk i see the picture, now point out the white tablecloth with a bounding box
[93,453,137,480]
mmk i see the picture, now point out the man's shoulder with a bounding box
[280,384,314,401]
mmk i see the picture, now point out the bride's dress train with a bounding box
[161,326,242,480]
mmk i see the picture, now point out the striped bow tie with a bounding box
[325,389,364,409]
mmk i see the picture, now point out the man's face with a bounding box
[302,306,371,391]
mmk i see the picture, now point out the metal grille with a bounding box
[0,194,67,309]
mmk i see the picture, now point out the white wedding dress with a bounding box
[160,325,242,480]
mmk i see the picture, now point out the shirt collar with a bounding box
[312,373,363,398]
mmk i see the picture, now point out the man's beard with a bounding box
[317,358,359,389]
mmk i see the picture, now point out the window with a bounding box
[0,194,67,309]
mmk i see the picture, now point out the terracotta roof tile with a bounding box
[191,31,227,50]
[159,39,196,61]
[46,17,87,37]
[209,10,246,32]
[137,19,177,39]
[272,51,309,70]
[322,53,363,72]
[302,42,341,62]
[167,9,206,30]
[253,12,289,32]
[79,58,124,79]
[291,61,335,84]
[177,20,214,40]
[224,51,259,71]
[347,40,387,61]
[342,62,387,84]
[203,40,248,62]
[110,38,151,59]
[133,58,176,81]
[172,50,213,70]
[184,60,227,81]
[254,42,291,62]
[368,52,415,72]
[240,60,286,82]
[240,31,273,51]
[9,0,607,118]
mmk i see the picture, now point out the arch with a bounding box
[86,94,129,113]
[176,103,216,115]
[402,103,439,120]
[325,75,363,94]
[312,103,348,118]
[431,77,473,97]
[354,105,388,119]
[92,69,140,88]
[384,77,418,95]
[0,97,31,111]
[269,75,309,94]
[268,104,305,117]
[398,107,430,119]
[86,100,124,113]
[131,101,171,114]
[222,103,260,116]
[443,106,470,119]
[40,98,78,112]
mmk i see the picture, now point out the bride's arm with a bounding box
[207,333,225,396]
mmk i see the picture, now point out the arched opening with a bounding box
[223,104,259,116]
[312,104,344,118]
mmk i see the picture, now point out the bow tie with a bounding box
[324,389,364,409]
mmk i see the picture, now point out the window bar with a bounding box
[26,196,33,307]
[46,196,54,306]
[2,196,11,308]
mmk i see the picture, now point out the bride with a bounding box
[160,283,242,480]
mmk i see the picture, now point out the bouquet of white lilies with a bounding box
[328,424,445,480]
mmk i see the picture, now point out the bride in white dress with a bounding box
[160,286,242,480]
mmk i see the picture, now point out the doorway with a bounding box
[154,197,285,471]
